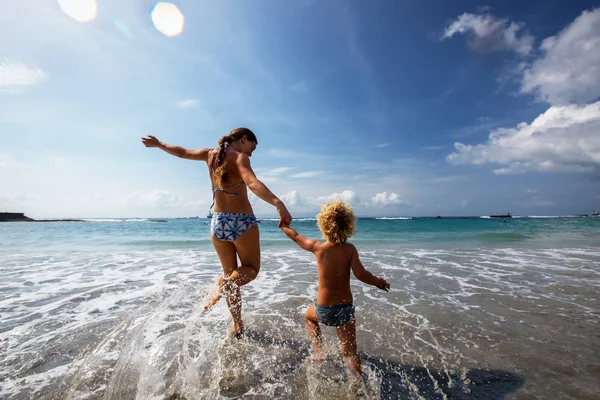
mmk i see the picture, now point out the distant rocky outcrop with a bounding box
[0,212,35,222]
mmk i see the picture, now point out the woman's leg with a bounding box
[336,317,362,374]
[205,233,244,334]
[218,224,260,335]
[205,226,260,335]
[230,224,260,286]
[305,305,323,359]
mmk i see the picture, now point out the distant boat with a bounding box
[592,209,599,216]
[490,212,512,218]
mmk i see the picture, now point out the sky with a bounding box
[1,0,599,218]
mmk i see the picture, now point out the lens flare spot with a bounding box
[57,0,98,23]
[113,19,133,39]
[151,2,184,37]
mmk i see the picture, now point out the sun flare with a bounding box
[151,2,185,37]
[57,0,98,23]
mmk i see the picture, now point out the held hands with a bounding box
[277,205,292,228]
[141,135,161,148]
[376,277,390,292]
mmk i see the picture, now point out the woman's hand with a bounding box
[277,205,292,228]
[141,135,161,148]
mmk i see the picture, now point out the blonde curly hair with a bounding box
[316,200,356,244]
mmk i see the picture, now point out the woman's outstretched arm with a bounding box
[236,152,292,227]
[141,135,209,161]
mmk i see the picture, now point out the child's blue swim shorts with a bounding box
[315,303,355,327]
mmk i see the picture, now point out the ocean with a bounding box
[1,216,599,399]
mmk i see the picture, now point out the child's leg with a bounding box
[305,305,323,359]
[336,317,361,375]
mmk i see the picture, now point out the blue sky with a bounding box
[1,0,599,218]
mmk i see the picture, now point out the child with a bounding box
[280,200,390,376]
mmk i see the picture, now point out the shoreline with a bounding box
[0,213,169,223]
[2,215,599,222]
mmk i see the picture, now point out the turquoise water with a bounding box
[1,216,599,399]
[2,216,599,251]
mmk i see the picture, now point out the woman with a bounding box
[141,127,292,336]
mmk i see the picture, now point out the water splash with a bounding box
[59,284,383,399]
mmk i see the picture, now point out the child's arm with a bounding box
[280,225,318,252]
[349,244,390,291]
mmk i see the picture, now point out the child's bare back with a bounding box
[312,241,386,306]
[312,241,354,306]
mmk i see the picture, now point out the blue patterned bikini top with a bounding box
[208,146,245,217]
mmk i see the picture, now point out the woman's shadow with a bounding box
[243,329,525,400]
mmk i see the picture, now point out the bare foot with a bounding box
[230,324,245,339]
[203,277,224,310]
[348,370,367,396]
[204,277,239,310]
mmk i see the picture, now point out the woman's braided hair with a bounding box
[213,127,257,187]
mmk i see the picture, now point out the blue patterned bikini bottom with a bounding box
[210,212,258,242]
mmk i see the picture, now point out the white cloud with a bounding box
[247,192,260,208]
[290,171,321,178]
[0,192,39,206]
[316,190,362,207]
[278,189,409,212]
[443,13,534,55]
[520,8,600,105]
[258,176,280,184]
[257,166,294,183]
[447,102,600,175]
[280,190,307,208]
[0,153,28,169]
[175,99,200,109]
[124,190,185,208]
[0,59,47,93]
[370,192,404,207]
[432,175,463,182]
[527,189,538,193]
[266,167,294,175]
[376,143,390,148]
